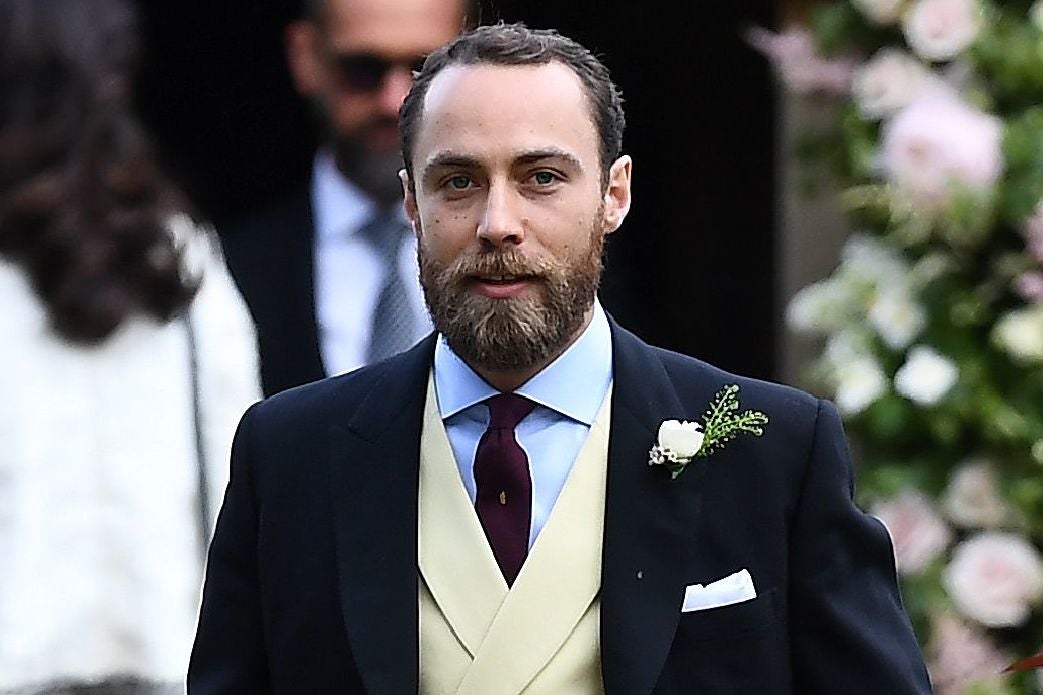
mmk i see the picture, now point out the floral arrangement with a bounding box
[754,1,1043,692]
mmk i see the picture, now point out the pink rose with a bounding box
[880,87,1003,207]
[871,490,952,575]
[747,27,855,95]
[926,614,1012,695]
[903,0,983,62]
[1022,200,1043,263]
[942,460,1013,528]
[1014,272,1043,302]
[943,532,1043,627]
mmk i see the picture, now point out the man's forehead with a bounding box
[411,62,599,176]
[419,62,595,140]
[322,0,462,51]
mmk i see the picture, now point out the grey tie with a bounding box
[358,213,418,362]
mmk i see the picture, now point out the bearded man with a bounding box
[189,23,932,695]
[221,0,469,397]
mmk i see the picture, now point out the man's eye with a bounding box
[447,175,472,190]
[532,171,558,185]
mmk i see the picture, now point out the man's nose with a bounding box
[477,180,524,247]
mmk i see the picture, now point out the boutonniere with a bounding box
[648,384,769,479]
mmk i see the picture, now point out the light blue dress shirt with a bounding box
[433,301,613,548]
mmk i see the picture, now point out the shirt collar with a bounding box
[311,148,376,241]
[433,300,613,425]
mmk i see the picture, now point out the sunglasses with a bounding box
[328,51,427,92]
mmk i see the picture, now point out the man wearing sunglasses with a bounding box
[222,0,469,396]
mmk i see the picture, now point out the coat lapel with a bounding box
[600,322,715,695]
[328,336,435,695]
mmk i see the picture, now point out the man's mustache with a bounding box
[445,249,553,283]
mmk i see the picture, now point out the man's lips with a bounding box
[469,274,538,299]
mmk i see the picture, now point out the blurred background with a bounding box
[131,0,780,380]
[9,0,1043,691]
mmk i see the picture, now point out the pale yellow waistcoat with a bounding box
[418,376,611,695]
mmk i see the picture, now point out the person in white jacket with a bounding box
[0,0,262,692]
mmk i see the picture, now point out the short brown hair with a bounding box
[400,22,625,187]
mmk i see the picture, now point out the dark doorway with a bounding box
[133,0,778,379]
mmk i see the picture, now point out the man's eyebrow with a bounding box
[513,149,583,169]
[420,148,584,179]
[421,152,480,178]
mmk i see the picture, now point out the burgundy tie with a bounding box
[473,393,536,586]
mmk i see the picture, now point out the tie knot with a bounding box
[485,393,535,430]
[358,213,410,258]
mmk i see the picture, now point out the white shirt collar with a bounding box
[311,148,376,241]
[433,300,613,426]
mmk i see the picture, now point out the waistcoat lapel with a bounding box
[419,376,509,660]
[454,386,612,694]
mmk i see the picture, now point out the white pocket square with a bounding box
[682,568,757,613]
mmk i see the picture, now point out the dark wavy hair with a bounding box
[0,0,197,344]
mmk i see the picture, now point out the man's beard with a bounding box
[313,99,404,205]
[332,131,404,205]
[419,222,605,375]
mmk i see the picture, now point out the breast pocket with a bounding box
[679,587,778,641]
[660,589,791,695]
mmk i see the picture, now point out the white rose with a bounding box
[993,307,1043,364]
[658,420,704,458]
[840,233,910,285]
[872,490,952,575]
[833,356,887,415]
[853,49,933,119]
[942,459,1012,529]
[868,288,927,349]
[880,87,1003,207]
[894,345,959,405]
[903,0,983,62]
[853,0,907,24]
[1033,1,1043,33]
[786,278,859,333]
[943,532,1043,627]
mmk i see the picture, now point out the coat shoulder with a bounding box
[652,345,822,422]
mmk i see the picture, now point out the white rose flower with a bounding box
[824,330,873,366]
[853,0,907,25]
[880,87,1003,207]
[841,234,909,283]
[868,288,927,349]
[993,307,1043,364]
[834,356,888,415]
[942,459,1012,529]
[853,49,933,119]
[903,0,983,62]
[943,532,1043,627]
[1033,0,1043,32]
[872,490,952,575]
[657,420,704,459]
[894,345,959,405]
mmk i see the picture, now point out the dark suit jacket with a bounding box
[189,322,932,694]
[221,187,326,397]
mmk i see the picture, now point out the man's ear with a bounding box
[400,169,421,236]
[285,20,322,97]
[601,155,633,234]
